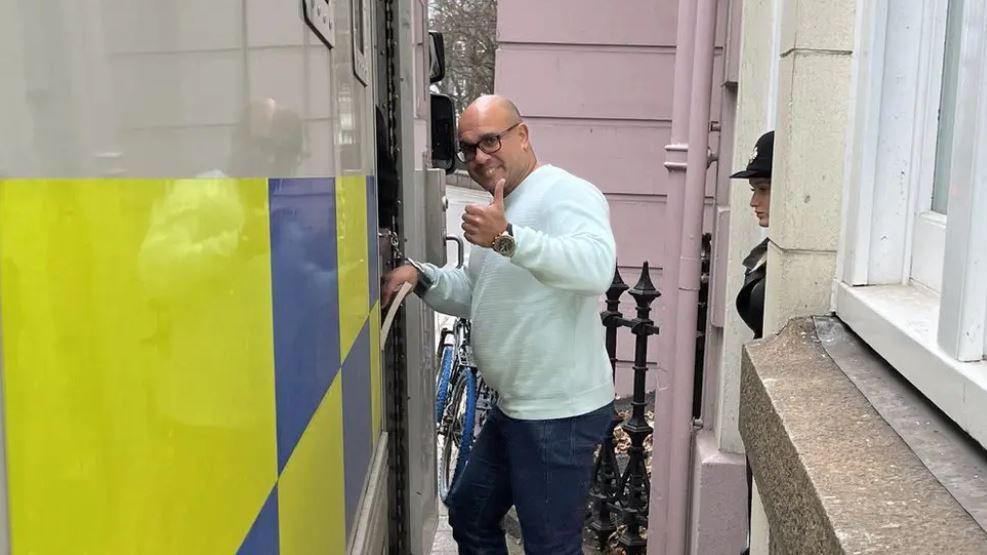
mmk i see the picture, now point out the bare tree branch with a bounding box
[429,0,498,114]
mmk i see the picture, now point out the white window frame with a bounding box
[838,0,987,449]
[351,0,371,86]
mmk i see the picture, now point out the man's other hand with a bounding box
[381,264,419,307]
[462,178,508,247]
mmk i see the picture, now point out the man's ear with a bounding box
[518,123,531,150]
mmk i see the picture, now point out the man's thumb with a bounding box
[493,178,506,206]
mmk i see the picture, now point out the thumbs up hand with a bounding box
[462,178,508,248]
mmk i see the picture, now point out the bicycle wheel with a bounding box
[434,344,455,424]
[438,368,477,500]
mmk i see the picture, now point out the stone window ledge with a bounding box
[740,317,987,553]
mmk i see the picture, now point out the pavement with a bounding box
[429,501,525,554]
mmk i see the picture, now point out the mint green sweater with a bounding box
[422,165,617,419]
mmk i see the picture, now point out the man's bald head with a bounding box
[457,95,537,195]
[462,95,522,125]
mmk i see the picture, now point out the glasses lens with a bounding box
[458,145,476,162]
[478,136,501,154]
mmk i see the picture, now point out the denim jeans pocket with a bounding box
[568,403,615,468]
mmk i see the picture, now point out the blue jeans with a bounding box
[445,402,613,554]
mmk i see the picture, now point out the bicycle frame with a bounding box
[434,317,498,500]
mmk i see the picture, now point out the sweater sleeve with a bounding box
[420,262,473,318]
[509,180,617,296]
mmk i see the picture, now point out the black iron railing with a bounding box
[587,263,660,554]
[693,232,712,420]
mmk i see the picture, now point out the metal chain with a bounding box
[380,2,408,552]
[380,229,404,261]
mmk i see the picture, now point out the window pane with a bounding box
[932,0,964,214]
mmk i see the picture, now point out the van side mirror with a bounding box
[431,93,457,174]
[429,32,446,84]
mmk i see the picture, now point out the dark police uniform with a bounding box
[736,238,767,339]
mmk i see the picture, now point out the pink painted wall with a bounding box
[495,0,722,396]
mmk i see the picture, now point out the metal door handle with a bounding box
[445,236,464,269]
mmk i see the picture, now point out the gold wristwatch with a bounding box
[491,223,516,257]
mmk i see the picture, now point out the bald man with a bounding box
[383,95,617,553]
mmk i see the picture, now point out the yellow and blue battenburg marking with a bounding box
[0,175,381,554]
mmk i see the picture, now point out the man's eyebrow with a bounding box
[460,133,498,145]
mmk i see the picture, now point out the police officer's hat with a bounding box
[730,131,774,179]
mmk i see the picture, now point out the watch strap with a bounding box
[405,258,435,296]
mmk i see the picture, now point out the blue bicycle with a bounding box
[435,318,497,500]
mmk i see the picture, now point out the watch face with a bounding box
[493,234,516,256]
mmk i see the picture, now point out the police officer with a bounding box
[730,130,774,555]
[730,130,773,339]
